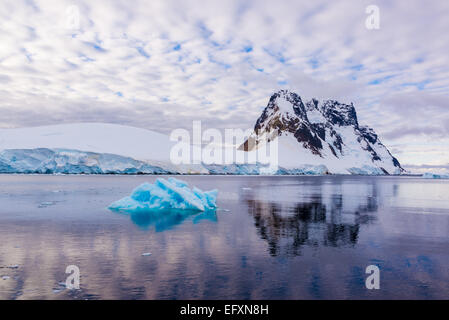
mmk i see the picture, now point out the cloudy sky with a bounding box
[1,0,448,172]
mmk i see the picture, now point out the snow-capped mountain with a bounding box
[0,90,403,175]
[240,90,404,175]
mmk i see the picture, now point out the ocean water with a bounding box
[0,174,448,299]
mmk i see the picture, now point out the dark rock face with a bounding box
[294,123,323,155]
[242,89,404,174]
[320,100,359,127]
[359,126,378,144]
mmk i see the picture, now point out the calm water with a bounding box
[0,174,448,299]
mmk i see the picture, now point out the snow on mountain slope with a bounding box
[240,90,404,175]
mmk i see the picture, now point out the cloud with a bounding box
[405,163,449,170]
[0,0,448,166]
[383,125,449,140]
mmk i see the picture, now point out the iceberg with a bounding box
[108,178,218,212]
[422,172,449,179]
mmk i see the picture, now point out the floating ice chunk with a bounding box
[422,172,449,179]
[108,178,218,212]
[141,252,152,256]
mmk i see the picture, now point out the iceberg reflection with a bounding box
[112,208,217,231]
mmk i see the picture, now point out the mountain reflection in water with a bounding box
[242,181,380,256]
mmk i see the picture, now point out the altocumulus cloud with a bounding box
[0,0,449,168]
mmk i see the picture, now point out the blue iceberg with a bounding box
[108,177,218,212]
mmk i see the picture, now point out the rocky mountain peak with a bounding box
[320,100,358,127]
[242,90,404,174]
[267,89,306,117]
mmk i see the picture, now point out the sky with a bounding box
[0,0,448,172]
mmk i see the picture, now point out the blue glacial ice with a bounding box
[0,148,169,174]
[422,172,449,179]
[108,177,218,212]
[347,165,385,175]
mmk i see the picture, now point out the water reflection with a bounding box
[1,175,449,299]
[242,182,380,256]
[114,209,217,231]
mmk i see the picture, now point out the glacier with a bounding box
[203,163,328,175]
[275,164,329,175]
[108,177,218,212]
[0,147,331,175]
[346,165,386,175]
[0,148,169,174]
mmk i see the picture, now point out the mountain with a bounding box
[240,90,404,175]
[0,91,403,175]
